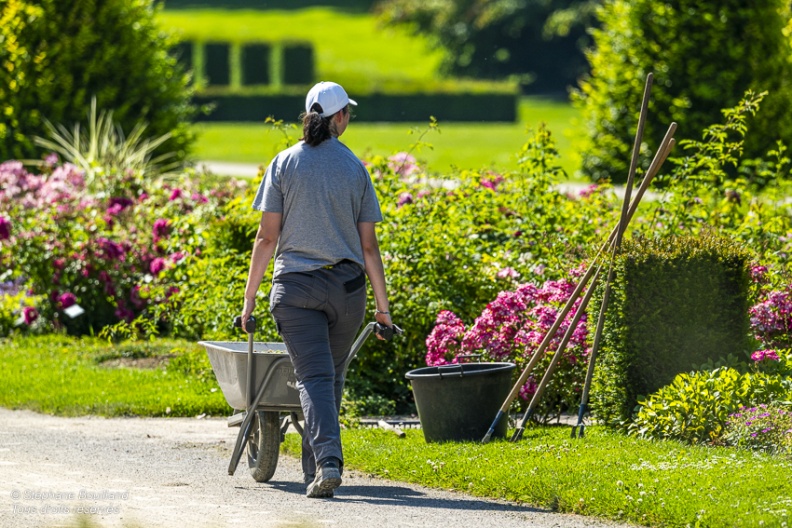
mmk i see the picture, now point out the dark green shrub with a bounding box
[590,233,753,428]
[282,43,314,86]
[204,42,231,86]
[0,0,196,162]
[193,92,517,122]
[574,0,792,183]
[241,43,271,85]
[170,41,194,73]
[627,367,791,444]
[377,0,591,93]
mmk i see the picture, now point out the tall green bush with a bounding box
[0,0,196,162]
[590,234,753,428]
[574,0,792,183]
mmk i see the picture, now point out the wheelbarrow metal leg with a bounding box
[228,355,291,476]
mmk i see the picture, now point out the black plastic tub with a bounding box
[405,362,516,442]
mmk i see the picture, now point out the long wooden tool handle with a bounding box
[572,134,677,437]
[481,125,677,444]
[510,266,603,438]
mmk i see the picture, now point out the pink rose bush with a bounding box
[425,271,591,421]
[749,285,792,350]
[748,279,792,374]
[0,159,243,336]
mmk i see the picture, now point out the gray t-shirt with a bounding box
[252,137,383,277]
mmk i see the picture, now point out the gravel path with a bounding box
[0,408,631,528]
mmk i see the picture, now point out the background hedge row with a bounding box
[172,40,314,88]
[192,92,518,122]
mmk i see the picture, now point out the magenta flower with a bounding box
[750,286,792,349]
[750,265,768,282]
[191,192,208,203]
[480,173,504,191]
[497,267,520,280]
[150,257,167,276]
[427,270,590,401]
[106,197,134,216]
[751,349,781,362]
[425,310,466,366]
[578,184,599,199]
[114,306,134,322]
[22,306,39,325]
[0,216,11,240]
[58,292,76,309]
[397,192,414,208]
[387,152,418,178]
[96,238,126,261]
[169,188,183,201]
[153,218,171,240]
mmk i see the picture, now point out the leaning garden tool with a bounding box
[571,135,677,438]
[509,73,654,440]
[508,265,604,439]
[482,75,676,444]
[481,133,674,443]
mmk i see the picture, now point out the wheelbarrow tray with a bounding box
[199,341,301,411]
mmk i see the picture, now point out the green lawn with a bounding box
[3,334,790,527]
[160,6,583,176]
[286,428,792,527]
[157,6,444,93]
[192,97,582,176]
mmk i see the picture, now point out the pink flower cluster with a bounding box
[751,350,781,362]
[0,161,86,210]
[425,275,590,399]
[750,265,768,283]
[749,286,792,349]
[387,152,419,178]
[0,157,233,333]
[479,172,504,191]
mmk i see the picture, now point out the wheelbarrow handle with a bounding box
[374,322,404,341]
[342,322,404,375]
[233,315,257,334]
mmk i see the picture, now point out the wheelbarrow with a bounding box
[199,317,401,482]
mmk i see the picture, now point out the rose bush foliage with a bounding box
[4,94,792,420]
[0,158,242,336]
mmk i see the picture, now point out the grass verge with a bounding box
[9,335,786,527]
[0,335,229,417]
[191,97,582,177]
[284,428,791,528]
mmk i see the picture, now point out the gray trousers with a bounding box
[269,260,367,478]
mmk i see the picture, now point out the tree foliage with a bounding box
[574,0,792,183]
[376,0,592,93]
[0,0,196,162]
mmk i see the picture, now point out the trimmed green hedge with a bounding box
[240,43,271,85]
[192,92,518,122]
[204,42,230,86]
[590,234,753,429]
[282,43,314,85]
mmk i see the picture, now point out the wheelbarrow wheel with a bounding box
[247,410,280,482]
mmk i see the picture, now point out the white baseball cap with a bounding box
[305,81,357,117]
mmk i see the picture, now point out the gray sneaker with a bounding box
[306,459,342,498]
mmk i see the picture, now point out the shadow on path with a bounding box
[260,480,544,513]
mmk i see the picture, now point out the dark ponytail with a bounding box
[300,103,332,147]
